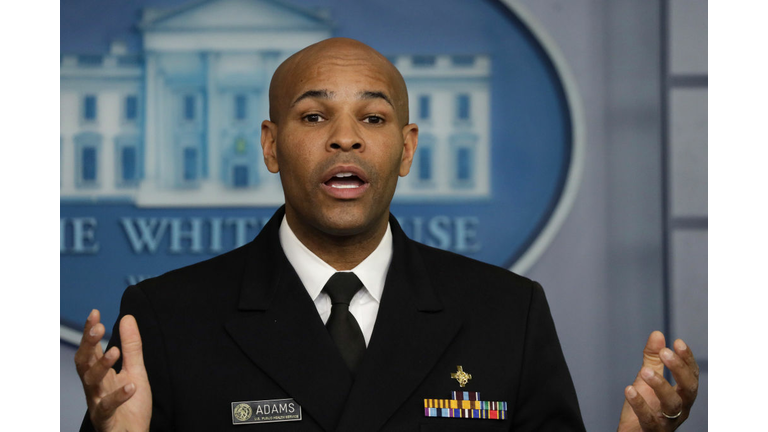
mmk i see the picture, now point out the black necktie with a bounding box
[323,272,366,373]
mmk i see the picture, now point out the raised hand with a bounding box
[617,331,699,432]
[74,310,152,431]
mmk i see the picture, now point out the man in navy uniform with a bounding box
[76,38,699,431]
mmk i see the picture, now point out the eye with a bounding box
[303,114,325,123]
[363,115,385,125]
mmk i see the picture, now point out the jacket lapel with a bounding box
[224,208,353,432]
[336,216,463,431]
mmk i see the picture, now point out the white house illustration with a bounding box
[60,0,491,207]
[392,54,491,200]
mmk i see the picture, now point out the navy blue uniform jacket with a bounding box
[82,207,585,431]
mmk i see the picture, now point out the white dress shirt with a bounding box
[278,216,393,346]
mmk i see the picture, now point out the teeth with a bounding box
[331,184,360,189]
[335,172,354,178]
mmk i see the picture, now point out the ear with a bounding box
[261,120,280,173]
[398,123,418,177]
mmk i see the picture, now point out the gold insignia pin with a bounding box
[233,403,253,422]
[451,365,472,387]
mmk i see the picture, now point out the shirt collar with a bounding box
[278,215,392,302]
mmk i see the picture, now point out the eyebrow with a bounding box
[291,89,332,107]
[290,89,394,109]
[358,91,394,108]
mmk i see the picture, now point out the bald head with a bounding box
[268,38,410,126]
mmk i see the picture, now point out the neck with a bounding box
[285,212,389,271]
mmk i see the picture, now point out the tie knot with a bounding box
[323,272,362,305]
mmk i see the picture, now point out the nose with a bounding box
[327,115,364,152]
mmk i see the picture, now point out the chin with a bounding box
[316,206,382,237]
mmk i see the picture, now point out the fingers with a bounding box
[623,332,699,431]
[75,309,105,377]
[90,383,136,426]
[82,346,120,390]
[673,339,699,378]
[666,340,700,404]
[639,366,682,418]
[641,330,667,372]
[119,315,146,372]
[625,385,662,430]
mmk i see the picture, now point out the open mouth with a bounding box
[321,167,370,199]
[324,172,366,189]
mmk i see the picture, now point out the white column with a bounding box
[143,53,158,187]
[59,91,77,193]
[206,52,219,184]
[156,69,171,188]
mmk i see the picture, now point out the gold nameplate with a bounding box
[231,398,301,425]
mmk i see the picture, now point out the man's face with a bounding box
[261,43,418,240]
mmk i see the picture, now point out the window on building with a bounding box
[75,132,102,187]
[412,55,436,67]
[117,56,142,67]
[78,55,103,67]
[82,147,97,182]
[235,94,247,121]
[183,147,198,181]
[233,166,248,188]
[457,147,472,182]
[115,135,142,187]
[456,94,471,121]
[83,95,97,121]
[122,147,137,183]
[419,147,433,182]
[183,95,196,121]
[450,133,477,187]
[419,95,431,120]
[417,134,435,184]
[451,55,475,67]
[125,95,138,121]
